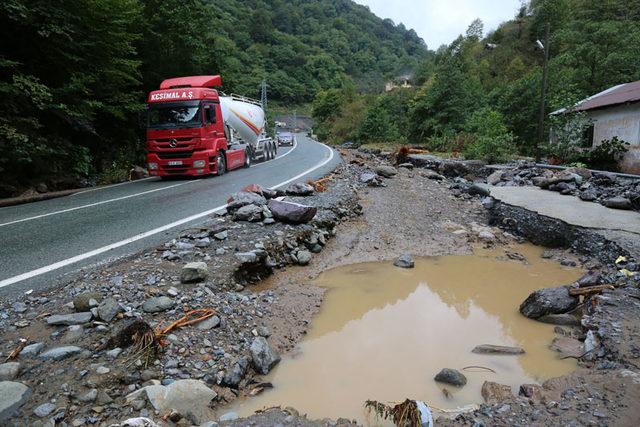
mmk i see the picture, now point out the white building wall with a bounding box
[587,103,640,174]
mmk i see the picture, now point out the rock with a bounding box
[219,412,239,422]
[434,368,467,387]
[11,302,27,313]
[268,199,317,224]
[579,189,598,201]
[565,167,592,181]
[34,402,56,418]
[142,297,174,313]
[603,196,631,210]
[481,381,513,403]
[398,162,414,169]
[213,230,228,240]
[487,170,504,185]
[222,357,249,388]
[195,237,211,248]
[76,388,98,402]
[422,170,445,180]
[393,254,415,269]
[96,366,110,375]
[105,348,122,359]
[233,204,263,222]
[360,172,383,187]
[196,315,220,331]
[97,298,122,322]
[0,381,31,422]
[227,191,267,211]
[0,363,21,381]
[126,380,216,424]
[519,384,545,401]
[550,337,583,358]
[73,292,102,311]
[467,183,491,197]
[235,252,258,264]
[46,312,92,326]
[577,271,601,287]
[478,230,496,243]
[285,182,315,196]
[374,165,397,178]
[39,346,83,361]
[250,337,281,375]
[296,250,312,266]
[180,262,209,284]
[241,183,265,196]
[19,342,44,358]
[537,313,581,326]
[471,345,524,355]
[95,390,113,405]
[519,286,579,319]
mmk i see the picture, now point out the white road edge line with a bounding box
[70,177,155,197]
[0,142,335,289]
[0,180,199,228]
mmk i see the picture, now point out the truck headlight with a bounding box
[193,160,206,168]
[148,162,158,170]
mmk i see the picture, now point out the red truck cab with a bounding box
[146,76,246,177]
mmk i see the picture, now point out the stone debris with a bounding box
[0,381,31,422]
[268,199,317,224]
[180,262,209,284]
[481,381,513,403]
[0,363,21,381]
[519,286,579,319]
[141,296,174,313]
[471,344,525,355]
[250,337,281,375]
[393,254,415,268]
[434,368,467,387]
[46,312,93,326]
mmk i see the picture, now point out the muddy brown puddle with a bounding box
[231,244,582,424]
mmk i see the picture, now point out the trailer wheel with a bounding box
[272,142,278,158]
[216,153,226,176]
[244,148,251,168]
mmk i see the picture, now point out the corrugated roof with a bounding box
[574,80,640,112]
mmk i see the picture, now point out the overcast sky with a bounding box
[354,0,524,49]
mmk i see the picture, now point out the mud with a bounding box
[231,244,582,423]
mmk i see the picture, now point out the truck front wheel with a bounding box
[244,149,251,168]
[216,153,226,176]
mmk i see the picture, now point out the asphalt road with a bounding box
[0,134,340,299]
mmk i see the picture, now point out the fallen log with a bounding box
[569,285,614,296]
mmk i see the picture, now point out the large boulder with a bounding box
[285,182,315,196]
[268,199,317,224]
[233,204,263,222]
[142,296,174,313]
[39,346,83,361]
[519,286,579,319]
[126,379,216,424]
[0,381,32,422]
[434,368,467,387]
[0,363,20,381]
[603,196,632,210]
[46,312,92,326]
[222,356,250,388]
[227,191,267,211]
[374,165,397,178]
[180,262,209,284]
[73,292,102,312]
[250,337,281,375]
[481,381,513,403]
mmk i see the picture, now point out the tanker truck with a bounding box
[145,75,277,177]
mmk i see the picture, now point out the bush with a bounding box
[461,108,516,162]
[583,137,629,171]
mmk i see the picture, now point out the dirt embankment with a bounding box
[1,148,639,427]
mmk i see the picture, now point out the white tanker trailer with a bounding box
[145,75,278,177]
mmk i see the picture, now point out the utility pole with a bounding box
[260,79,268,111]
[536,22,551,161]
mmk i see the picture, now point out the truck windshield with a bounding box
[147,101,202,129]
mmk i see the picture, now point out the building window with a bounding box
[581,124,594,148]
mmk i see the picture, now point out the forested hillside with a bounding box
[0,0,428,195]
[316,0,640,167]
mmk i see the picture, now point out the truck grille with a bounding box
[157,151,192,159]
